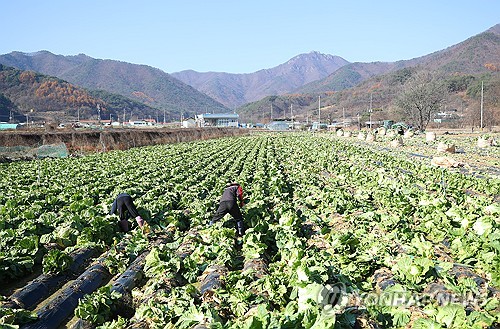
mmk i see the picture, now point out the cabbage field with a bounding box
[0,132,499,329]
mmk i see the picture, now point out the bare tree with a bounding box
[464,99,500,131]
[395,71,447,131]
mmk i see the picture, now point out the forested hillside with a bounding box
[296,25,500,94]
[1,25,498,126]
[238,68,500,129]
[0,51,229,117]
[238,25,500,127]
[0,65,172,123]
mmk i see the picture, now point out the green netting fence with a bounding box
[0,143,68,162]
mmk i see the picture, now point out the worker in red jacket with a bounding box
[110,193,145,232]
[210,182,245,236]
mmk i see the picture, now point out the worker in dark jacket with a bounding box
[110,193,145,232]
[397,126,404,135]
[210,182,245,236]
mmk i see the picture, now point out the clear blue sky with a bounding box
[1,0,498,74]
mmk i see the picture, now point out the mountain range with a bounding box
[171,52,349,108]
[236,24,499,123]
[0,51,228,117]
[0,64,167,123]
[297,24,500,94]
[0,24,498,124]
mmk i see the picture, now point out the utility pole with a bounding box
[270,103,273,121]
[163,108,166,124]
[342,107,345,125]
[369,92,373,129]
[290,104,293,130]
[480,81,484,130]
[318,95,321,125]
[123,108,126,123]
[77,108,80,122]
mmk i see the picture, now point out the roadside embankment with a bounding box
[0,127,248,156]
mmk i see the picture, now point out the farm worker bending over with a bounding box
[210,182,246,236]
[110,193,145,232]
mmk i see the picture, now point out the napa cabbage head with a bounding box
[472,217,493,236]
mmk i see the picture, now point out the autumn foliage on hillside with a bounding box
[484,63,499,72]
[131,91,155,104]
[0,64,102,114]
[0,64,174,123]
[35,80,99,108]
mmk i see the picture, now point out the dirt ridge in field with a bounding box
[0,127,248,154]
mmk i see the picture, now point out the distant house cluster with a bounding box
[433,109,461,123]
[1,113,244,131]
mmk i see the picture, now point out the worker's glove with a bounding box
[136,216,145,228]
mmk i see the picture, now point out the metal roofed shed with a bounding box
[268,120,290,131]
[196,113,239,127]
[0,123,19,130]
[311,122,328,130]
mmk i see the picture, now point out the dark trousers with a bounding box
[115,195,140,221]
[212,200,243,223]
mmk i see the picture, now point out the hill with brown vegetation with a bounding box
[238,24,500,127]
[0,51,229,117]
[296,24,500,94]
[1,24,498,127]
[0,64,170,123]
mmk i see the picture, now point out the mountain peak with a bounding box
[487,23,500,35]
[288,51,342,62]
[172,52,350,108]
[25,50,52,56]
